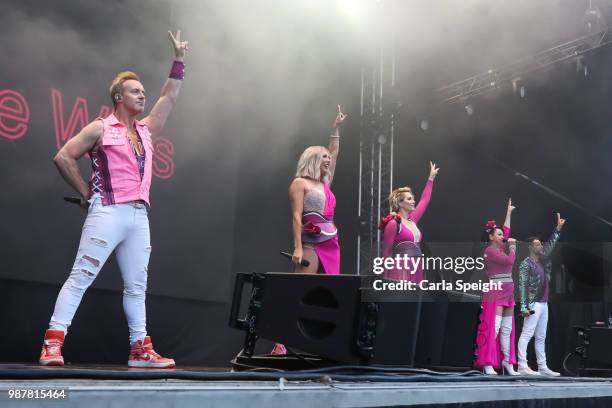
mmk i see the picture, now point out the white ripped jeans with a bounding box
[517,302,549,368]
[49,196,150,344]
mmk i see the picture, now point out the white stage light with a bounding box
[337,0,368,22]
[585,1,604,33]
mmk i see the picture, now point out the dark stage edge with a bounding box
[2,364,612,408]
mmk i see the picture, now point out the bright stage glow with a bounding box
[336,0,369,22]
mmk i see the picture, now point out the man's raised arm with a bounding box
[143,30,189,135]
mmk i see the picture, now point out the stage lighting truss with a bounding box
[357,47,396,276]
[436,28,612,105]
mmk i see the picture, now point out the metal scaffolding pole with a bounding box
[357,9,396,276]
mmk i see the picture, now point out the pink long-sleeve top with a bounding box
[382,179,433,258]
[483,226,515,277]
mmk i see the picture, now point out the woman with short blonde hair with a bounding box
[295,146,329,181]
[388,186,413,213]
[288,106,347,275]
[271,107,347,356]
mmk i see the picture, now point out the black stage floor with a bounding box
[2,363,612,408]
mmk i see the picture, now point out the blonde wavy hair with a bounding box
[295,146,329,181]
[388,186,413,212]
[109,71,141,108]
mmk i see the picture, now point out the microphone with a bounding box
[518,309,535,316]
[280,251,310,267]
[64,196,82,204]
[63,196,89,208]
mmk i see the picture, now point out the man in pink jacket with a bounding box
[39,30,189,368]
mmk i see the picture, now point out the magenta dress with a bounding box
[381,180,433,283]
[474,226,517,369]
[301,181,340,275]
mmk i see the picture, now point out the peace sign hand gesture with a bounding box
[168,30,189,61]
[428,161,439,181]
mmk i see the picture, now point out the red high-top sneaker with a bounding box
[39,329,65,366]
[128,336,175,368]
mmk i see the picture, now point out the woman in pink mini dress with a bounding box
[474,199,519,375]
[271,106,347,355]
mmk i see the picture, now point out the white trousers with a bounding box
[49,196,150,343]
[517,301,549,368]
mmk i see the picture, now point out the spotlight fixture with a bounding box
[584,0,604,33]
[575,57,583,72]
[511,77,521,94]
[575,56,588,77]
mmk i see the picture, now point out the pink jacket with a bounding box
[89,114,154,205]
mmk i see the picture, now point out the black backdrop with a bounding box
[2,0,612,367]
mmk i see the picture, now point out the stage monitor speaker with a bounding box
[587,327,612,366]
[367,302,420,365]
[229,272,479,366]
[256,272,363,363]
[373,291,480,367]
[415,301,481,367]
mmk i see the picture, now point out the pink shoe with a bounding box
[271,343,288,355]
[128,336,175,368]
[39,329,65,366]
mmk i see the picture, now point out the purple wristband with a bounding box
[169,61,185,80]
